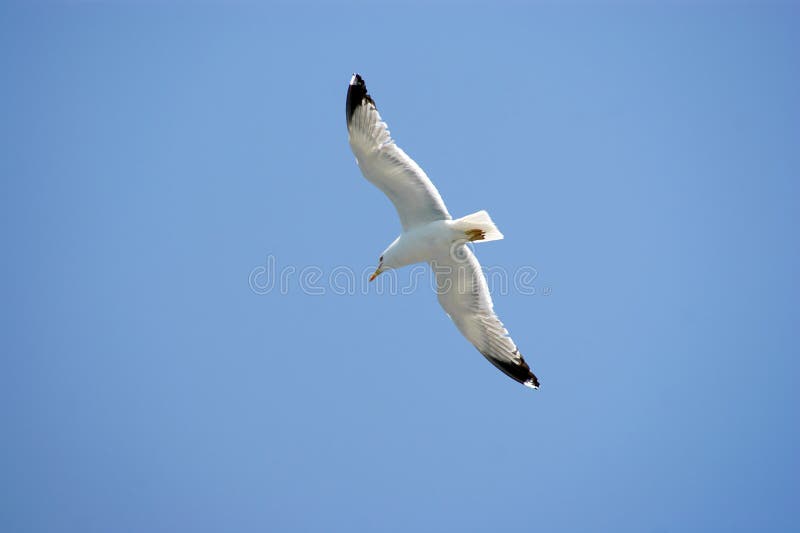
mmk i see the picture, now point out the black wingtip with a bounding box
[346,73,375,124]
[485,351,540,390]
[349,73,363,86]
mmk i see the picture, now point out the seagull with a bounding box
[346,74,539,389]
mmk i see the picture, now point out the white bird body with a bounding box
[379,221,452,270]
[380,213,503,271]
[346,74,539,389]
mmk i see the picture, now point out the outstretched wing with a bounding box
[346,74,451,232]
[432,245,539,389]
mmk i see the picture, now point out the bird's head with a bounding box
[370,237,403,282]
[369,254,386,282]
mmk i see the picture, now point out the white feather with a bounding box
[431,245,537,388]
[347,83,451,231]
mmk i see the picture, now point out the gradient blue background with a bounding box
[2,3,798,532]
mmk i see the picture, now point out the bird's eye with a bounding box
[379,256,384,262]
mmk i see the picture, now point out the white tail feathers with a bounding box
[453,210,504,243]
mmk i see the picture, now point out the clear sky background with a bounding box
[1,2,798,532]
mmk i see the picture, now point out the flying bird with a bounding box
[346,74,539,389]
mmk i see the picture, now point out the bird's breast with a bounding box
[393,221,455,266]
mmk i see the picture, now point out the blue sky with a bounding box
[1,3,798,532]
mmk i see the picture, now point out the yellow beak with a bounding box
[369,265,383,282]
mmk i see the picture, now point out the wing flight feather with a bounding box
[346,74,451,231]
